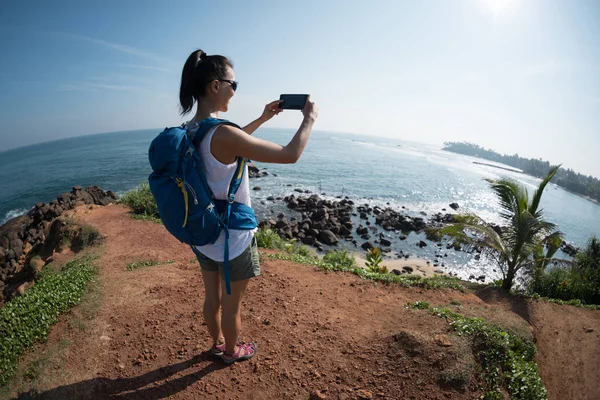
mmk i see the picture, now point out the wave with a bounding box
[1,207,31,226]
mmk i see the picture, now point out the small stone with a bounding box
[253,186,261,191]
[356,389,373,399]
[434,334,452,347]
[310,390,327,400]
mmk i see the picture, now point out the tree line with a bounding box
[443,142,600,203]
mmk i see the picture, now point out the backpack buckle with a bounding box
[185,146,194,158]
[228,194,235,204]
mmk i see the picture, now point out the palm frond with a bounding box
[529,165,560,214]
[485,178,528,223]
[438,215,507,258]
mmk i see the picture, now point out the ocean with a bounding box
[2,127,599,281]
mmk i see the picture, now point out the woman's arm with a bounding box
[212,98,318,164]
[242,100,283,135]
[242,117,267,135]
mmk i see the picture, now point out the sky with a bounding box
[0,0,599,177]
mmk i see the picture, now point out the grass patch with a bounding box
[322,248,356,269]
[406,302,547,400]
[268,252,465,291]
[0,255,98,387]
[130,213,162,224]
[118,183,160,221]
[517,292,600,310]
[125,259,174,271]
[256,228,465,291]
[58,217,104,252]
[21,337,72,388]
[438,336,475,392]
[255,228,292,251]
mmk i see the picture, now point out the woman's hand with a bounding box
[302,96,318,121]
[259,100,283,123]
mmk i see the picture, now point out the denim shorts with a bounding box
[192,236,260,281]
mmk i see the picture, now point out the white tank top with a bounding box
[187,123,255,261]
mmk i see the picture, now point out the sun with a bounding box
[480,0,521,17]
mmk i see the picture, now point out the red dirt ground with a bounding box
[6,204,600,400]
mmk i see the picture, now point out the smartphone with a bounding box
[279,94,308,110]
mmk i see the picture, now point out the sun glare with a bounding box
[480,0,521,17]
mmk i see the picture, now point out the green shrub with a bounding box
[365,247,387,274]
[574,236,600,303]
[530,267,588,302]
[255,228,288,250]
[323,249,356,269]
[0,255,97,387]
[70,224,103,251]
[530,237,600,305]
[119,183,159,219]
[255,228,313,257]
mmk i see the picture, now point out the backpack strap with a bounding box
[221,156,249,295]
[188,117,246,296]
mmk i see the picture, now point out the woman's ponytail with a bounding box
[179,49,233,116]
[179,50,204,116]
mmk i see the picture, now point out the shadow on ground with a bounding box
[16,353,228,400]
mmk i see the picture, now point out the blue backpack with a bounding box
[148,118,258,295]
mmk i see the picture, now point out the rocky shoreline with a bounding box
[0,186,118,305]
[0,164,580,304]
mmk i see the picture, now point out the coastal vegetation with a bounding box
[530,236,600,305]
[256,228,465,291]
[439,166,563,291]
[443,142,600,203]
[406,301,546,400]
[121,181,600,305]
[0,255,98,386]
[364,247,388,274]
[118,183,160,223]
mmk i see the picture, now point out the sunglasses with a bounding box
[218,79,238,92]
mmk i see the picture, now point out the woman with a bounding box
[179,49,318,364]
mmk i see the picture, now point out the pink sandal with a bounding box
[222,342,257,364]
[210,343,226,357]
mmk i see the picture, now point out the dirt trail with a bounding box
[8,204,600,400]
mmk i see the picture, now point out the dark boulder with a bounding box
[312,208,328,221]
[356,225,368,235]
[339,225,352,237]
[85,186,114,206]
[275,218,289,229]
[380,238,392,247]
[319,230,338,245]
[449,203,459,210]
[302,235,315,245]
[10,239,24,258]
[361,242,373,251]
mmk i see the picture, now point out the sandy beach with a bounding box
[349,251,448,278]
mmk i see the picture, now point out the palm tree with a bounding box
[440,166,562,291]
